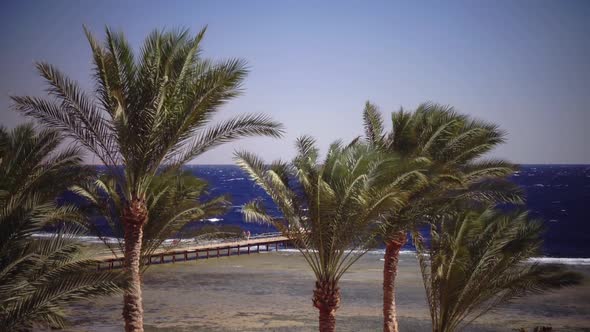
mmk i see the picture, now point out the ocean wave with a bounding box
[527,257,590,265]
[32,233,590,265]
[32,233,196,245]
[280,248,590,265]
[365,250,416,256]
[224,177,245,182]
[200,217,223,223]
[32,233,120,244]
[277,248,416,256]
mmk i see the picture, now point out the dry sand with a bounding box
[64,251,590,331]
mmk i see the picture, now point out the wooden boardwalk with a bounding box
[97,234,290,270]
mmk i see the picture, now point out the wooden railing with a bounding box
[97,234,290,270]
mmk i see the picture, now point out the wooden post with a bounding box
[160,253,164,264]
[206,248,209,259]
[184,251,188,261]
[247,245,251,254]
[237,245,240,256]
[217,247,220,258]
[172,254,176,263]
[109,260,113,270]
[257,244,260,252]
[276,242,279,251]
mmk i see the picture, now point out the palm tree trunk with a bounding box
[383,231,407,332]
[313,280,341,332]
[122,198,147,332]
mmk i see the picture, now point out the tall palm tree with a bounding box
[0,124,123,330]
[235,137,427,332]
[361,102,523,332]
[12,26,284,331]
[71,170,229,264]
[413,207,581,332]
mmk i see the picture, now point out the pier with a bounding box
[97,232,290,270]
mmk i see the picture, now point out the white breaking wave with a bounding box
[32,233,196,245]
[278,248,590,265]
[224,177,245,182]
[277,248,416,255]
[527,257,590,265]
[200,217,223,223]
[31,233,590,266]
[365,250,416,256]
[32,233,120,244]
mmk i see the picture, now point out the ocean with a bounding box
[185,164,590,258]
[76,165,590,259]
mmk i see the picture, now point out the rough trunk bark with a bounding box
[312,280,341,332]
[122,198,147,332]
[383,231,407,332]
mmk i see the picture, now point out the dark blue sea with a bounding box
[183,165,590,259]
[74,165,590,259]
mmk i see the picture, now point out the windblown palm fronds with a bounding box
[361,101,524,332]
[12,26,284,331]
[363,101,523,225]
[0,124,123,331]
[71,170,229,264]
[235,137,427,332]
[413,207,581,332]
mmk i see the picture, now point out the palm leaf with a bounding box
[415,207,582,332]
[0,124,123,330]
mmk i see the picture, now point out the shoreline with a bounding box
[32,232,590,265]
[64,251,590,331]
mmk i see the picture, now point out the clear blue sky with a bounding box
[1,0,588,164]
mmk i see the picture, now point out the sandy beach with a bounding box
[64,251,590,331]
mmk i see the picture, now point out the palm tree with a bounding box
[12,26,284,331]
[361,102,523,332]
[413,207,581,332]
[0,124,123,330]
[71,170,229,264]
[235,137,426,332]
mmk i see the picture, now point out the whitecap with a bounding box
[200,217,223,223]
[32,233,121,244]
[224,177,245,182]
[528,257,590,265]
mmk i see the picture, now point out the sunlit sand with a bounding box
[65,252,590,331]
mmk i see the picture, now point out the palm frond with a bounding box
[415,207,582,332]
[361,101,519,237]
[363,101,384,147]
[166,113,284,167]
[13,26,284,201]
[0,124,123,330]
[237,137,423,285]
